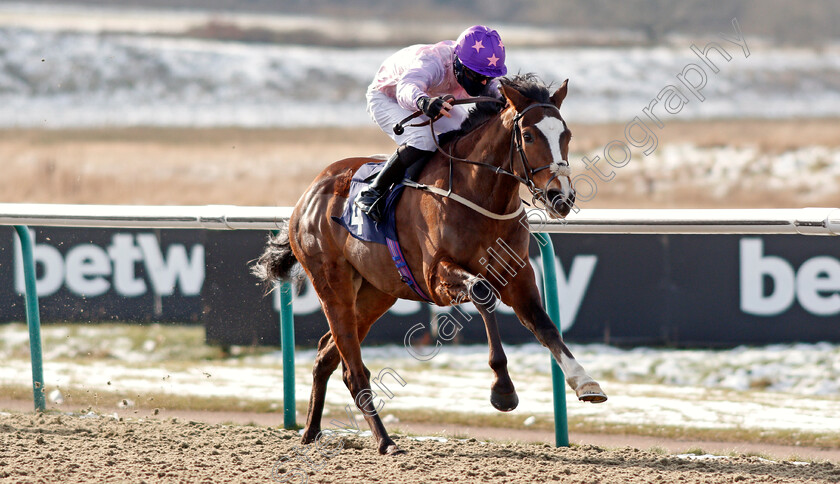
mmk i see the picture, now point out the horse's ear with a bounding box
[551,79,569,108]
[501,84,529,112]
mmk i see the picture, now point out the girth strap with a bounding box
[401,179,525,220]
[385,237,433,303]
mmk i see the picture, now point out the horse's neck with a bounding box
[451,120,521,215]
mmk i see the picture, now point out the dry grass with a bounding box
[569,118,840,153]
[0,127,393,207]
[2,119,839,208]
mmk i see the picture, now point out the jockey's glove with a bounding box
[417,96,448,119]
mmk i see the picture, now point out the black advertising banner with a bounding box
[0,227,203,323]
[541,234,840,346]
[201,231,434,347]
[665,235,840,345]
[1,227,838,347]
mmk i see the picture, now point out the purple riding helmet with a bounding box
[453,25,507,96]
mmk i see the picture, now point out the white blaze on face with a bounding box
[534,116,571,193]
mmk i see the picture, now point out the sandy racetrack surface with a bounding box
[1,412,838,484]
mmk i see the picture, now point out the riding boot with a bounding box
[355,145,433,223]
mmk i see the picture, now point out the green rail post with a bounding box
[13,226,46,412]
[534,232,569,447]
[279,280,296,429]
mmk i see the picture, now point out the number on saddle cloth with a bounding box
[333,162,403,244]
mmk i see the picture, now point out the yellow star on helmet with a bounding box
[487,53,499,67]
[471,40,484,53]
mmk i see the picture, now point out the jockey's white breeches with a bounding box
[366,87,470,152]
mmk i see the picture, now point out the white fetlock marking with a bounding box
[554,353,595,392]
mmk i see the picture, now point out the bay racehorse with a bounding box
[254,74,606,455]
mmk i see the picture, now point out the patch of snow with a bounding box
[675,453,730,460]
[408,436,448,442]
[3,323,840,435]
[574,144,840,203]
[0,26,837,128]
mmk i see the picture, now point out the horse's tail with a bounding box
[251,221,299,286]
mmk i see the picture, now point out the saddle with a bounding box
[332,162,432,303]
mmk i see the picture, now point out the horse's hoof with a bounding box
[380,443,406,455]
[576,381,607,403]
[300,429,320,445]
[490,390,519,412]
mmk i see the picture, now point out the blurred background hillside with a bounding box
[1,0,838,207]
[16,0,840,46]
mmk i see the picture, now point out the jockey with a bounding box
[355,25,508,223]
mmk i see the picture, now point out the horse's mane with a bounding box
[438,73,551,146]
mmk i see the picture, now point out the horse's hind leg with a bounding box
[432,260,518,412]
[306,266,402,454]
[301,332,340,444]
[330,319,401,454]
[301,282,397,445]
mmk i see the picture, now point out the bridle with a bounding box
[505,102,572,216]
[395,96,572,218]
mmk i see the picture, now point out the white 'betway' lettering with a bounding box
[136,234,203,296]
[108,233,146,296]
[552,255,598,331]
[14,230,204,298]
[740,238,840,316]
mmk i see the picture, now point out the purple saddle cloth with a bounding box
[332,162,405,244]
[332,162,432,303]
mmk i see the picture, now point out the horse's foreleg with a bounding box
[474,278,519,412]
[432,260,518,411]
[504,272,607,403]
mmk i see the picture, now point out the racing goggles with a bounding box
[455,56,493,84]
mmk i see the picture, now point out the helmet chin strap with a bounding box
[453,56,487,96]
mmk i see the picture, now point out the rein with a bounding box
[400,96,570,219]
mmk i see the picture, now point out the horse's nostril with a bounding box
[546,188,573,217]
[547,189,565,204]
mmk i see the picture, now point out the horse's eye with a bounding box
[523,132,533,143]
